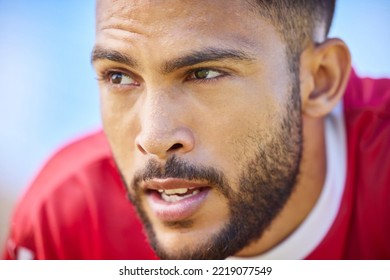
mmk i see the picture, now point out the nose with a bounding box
[135,94,195,160]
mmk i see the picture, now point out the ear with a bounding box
[299,38,351,118]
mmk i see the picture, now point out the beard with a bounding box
[121,80,302,260]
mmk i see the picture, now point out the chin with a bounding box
[149,219,230,260]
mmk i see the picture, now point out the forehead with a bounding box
[96,0,255,26]
[95,0,273,44]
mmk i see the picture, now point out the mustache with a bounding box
[132,155,230,196]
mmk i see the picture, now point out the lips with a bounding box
[143,178,211,222]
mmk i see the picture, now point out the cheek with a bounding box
[196,88,283,184]
[202,88,283,145]
[100,90,141,177]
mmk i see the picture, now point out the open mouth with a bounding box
[143,179,211,222]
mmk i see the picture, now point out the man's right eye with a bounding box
[108,72,136,86]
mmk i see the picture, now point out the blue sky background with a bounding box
[0,1,389,253]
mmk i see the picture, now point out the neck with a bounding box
[235,116,326,257]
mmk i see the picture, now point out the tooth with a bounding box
[164,188,188,195]
[162,193,180,202]
[161,189,200,203]
[158,189,163,193]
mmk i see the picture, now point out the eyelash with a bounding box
[97,69,138,87]
[96,67,228,88]
[185,68,228,83]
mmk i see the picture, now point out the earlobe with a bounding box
[300,38,351,118]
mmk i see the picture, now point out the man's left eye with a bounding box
[189,69,223,80]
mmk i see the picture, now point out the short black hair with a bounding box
[250,0,336,65]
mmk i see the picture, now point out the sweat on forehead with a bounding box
[96,0,255,29]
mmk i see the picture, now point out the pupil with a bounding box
[195,69,209,79]
[111,73,122,84]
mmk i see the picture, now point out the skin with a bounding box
[93,0,351,258]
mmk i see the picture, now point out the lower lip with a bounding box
[146,188,210,222]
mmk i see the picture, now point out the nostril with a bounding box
[137,144,147,154]
[168,143,183,152]
[136,127,195,157]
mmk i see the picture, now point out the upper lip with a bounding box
[142,178,209,191]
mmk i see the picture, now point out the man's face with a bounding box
[93,0,302,259]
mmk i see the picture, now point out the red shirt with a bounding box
[3,71,390,259]
[3,132,157,259]
[307,71,390,259]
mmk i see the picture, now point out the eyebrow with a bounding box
[91,47,138,68]
[91,46,255,73]
[161,47,255,74]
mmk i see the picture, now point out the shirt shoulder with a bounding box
[5,130,157,259]
[307,71,390,259]
[343,70,390,114]
[14,130,113,217]
[342,71,390,258]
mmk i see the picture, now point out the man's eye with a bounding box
[108,72,136,85]
[189,69,223,80]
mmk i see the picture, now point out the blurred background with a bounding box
[0,1,389,256]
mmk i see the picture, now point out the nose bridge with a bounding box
[141,87,176,138]
[136,87,194,158]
